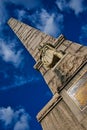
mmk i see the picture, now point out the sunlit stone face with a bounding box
[67,72,87,111]
[40,44,64,69]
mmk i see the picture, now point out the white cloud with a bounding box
[0,39,24,68]
[36,9,64,37]
[56,0,68,11]
[44,14,63,36]
[0,0,64,38]
[0,106,14,126]
[27,8,64,37]
[0,106,30,130]
[56,0,86,15]
[79,24,87,45]
[0,0,41,27]
[14,114,30,130]
[15,9,26,21]
[14,75,40,86]
[69,0,84,15]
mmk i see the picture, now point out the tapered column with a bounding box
[8,18,56,61]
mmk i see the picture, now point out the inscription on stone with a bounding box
[67,72,87,110]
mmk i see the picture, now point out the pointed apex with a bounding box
[7,17,14,24]
[7,18,56,61]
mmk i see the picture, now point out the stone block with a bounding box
[63,40,72,47]
[44,70,55,84]
[39,66,47,75]
[56,44,67,52]
[65,42,82,54]
[48,76,61,94]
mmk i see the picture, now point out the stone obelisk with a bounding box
[8,18,87,130]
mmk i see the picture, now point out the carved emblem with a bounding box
[34,43,86,92]
[39,43,64,69]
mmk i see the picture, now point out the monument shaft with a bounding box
[8,18,87,130]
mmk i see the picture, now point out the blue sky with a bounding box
[0,0,87,130]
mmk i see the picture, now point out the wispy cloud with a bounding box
[0,106,14,126]
[14,75,40,86]
[0,0,41,33]
[0,106,30,130]
[14,9,27,21]
[56,0,68,12]
[0,0,64,38]
[0,39,24,68]
[27,9,64,37]
[69,0,84,15]
[0,74,40,91]
[79,24,87,45]
[56,0,86,15]
[37,9,64,37]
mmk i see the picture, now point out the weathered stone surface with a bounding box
[52,53,87,91]
[56,44,67,52]
[8,18,87,130]
[63,40,72,47]
[44,70,55,84]
[81,116,87,129]
[8,18,56,61]
[65,42,82,53]
[39,66,47,75]
[40,100,84,130]
[37,93,61,122]
[48,76,61,94]
[61,89,84,122]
